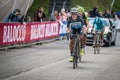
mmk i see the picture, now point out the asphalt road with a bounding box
[0,32,120,80]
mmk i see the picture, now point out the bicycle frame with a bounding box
[73,33,81,69]
[94,31,101,54]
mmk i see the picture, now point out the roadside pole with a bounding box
[110,0,115,14]
[12,0,16,12]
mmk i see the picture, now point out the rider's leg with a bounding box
[80,27,86,48]
[93,32,97,46]
[69,39,74,62]
[80,35,85,55]
[100,28,105,46]
[70,39,74,56]
[80,35,86,47]
[83,35,87,47]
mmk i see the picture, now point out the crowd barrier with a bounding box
[0,21,68,49]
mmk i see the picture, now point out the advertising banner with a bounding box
[0,22,60,45]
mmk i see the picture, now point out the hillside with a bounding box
[27,0,120,21]
[71,0,120,12]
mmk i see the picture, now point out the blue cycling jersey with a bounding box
[93,17,104,31]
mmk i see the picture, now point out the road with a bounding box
[0,0,34,22]
[0,32,120,80]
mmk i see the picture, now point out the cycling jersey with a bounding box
[67,16,85,34]
[93,17,104,32]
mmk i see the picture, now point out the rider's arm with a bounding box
[67,18,71,33]
[91,19,96,33]
[84,20,90,34]
[67,27,70,33]
[100,19,105,33]
[81,18,87,35]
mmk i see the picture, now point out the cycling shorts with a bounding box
[70,27,85,40]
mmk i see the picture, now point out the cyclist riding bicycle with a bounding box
[92,14,105,47]
[67,7,86,62]
[77,5,90,55]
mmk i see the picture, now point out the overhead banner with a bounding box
[0,22,60,45]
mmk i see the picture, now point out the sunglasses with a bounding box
[71,13,77,15]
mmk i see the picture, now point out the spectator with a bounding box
[59,8,67,22]
[4,9,23,23]
[34,7,46,22]
[99,12,104,18]
[66,9,71,19]
[103,9,111,18]
[54,10,60,21]
[89,6,100,17]
[24,15,31,22]
[113,14,120,31]
[59,8,67,39]
[111,11,117,18]
[50,10,60,21]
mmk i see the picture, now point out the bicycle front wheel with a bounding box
[73,40,78,69]
[73,55,77,69]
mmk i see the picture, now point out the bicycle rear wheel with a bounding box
[97,45,100,54]
[94,42,97,54]
[78,42,81,62]
[97,35,100,54]
[94,46,96,54]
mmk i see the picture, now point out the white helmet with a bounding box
[71,7,78,13]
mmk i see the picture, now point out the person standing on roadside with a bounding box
[89,6,99,17]
[34,7,46,22]
[4,9,23,23]
[59,8,67,39]
[103,9,111,18]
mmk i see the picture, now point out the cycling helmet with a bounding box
[71,7,78,13]
[78,6,85,13]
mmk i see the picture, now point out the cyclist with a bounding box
[92,14,105,47]
[67,7,86,62]
[77,5,90,55]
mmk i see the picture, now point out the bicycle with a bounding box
[93,31,101,54]
[72,33,81,69]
